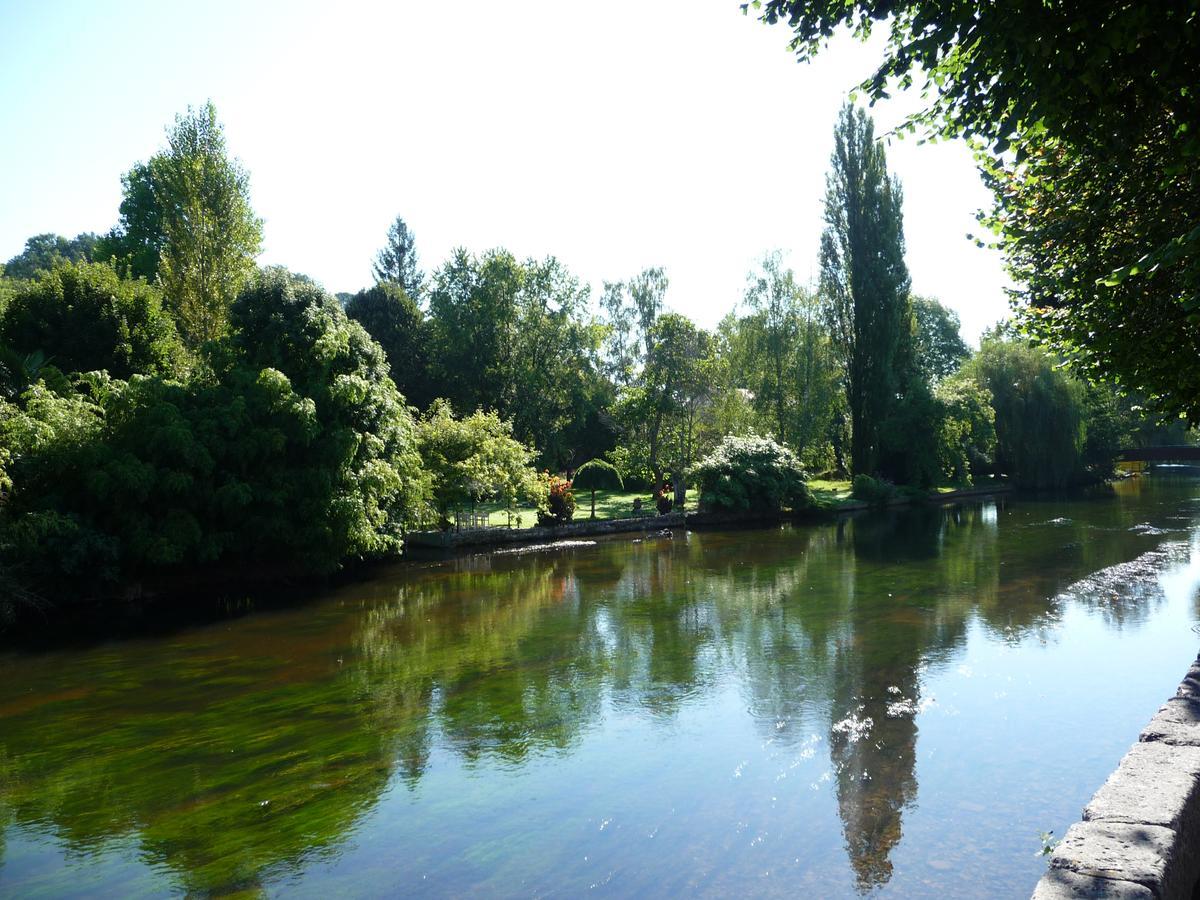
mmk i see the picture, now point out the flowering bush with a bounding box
[536,474,576,526]
[690,435,810,514]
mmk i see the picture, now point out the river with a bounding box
[2,476,1200,898]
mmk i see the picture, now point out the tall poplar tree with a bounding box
[819,103,914,477]
[154,103,263,347]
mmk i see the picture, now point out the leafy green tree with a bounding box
[427,248,520,415]
[912,297,969,383]
[415,399,538,523]
[345,281,433,409]
[571,458,623,518]
[934,372,996,485]
[690,434,810,514]
[963,335,1086,489]
[749,0,1200,421]
[158,103,263,346]
[731,253,843,466]
[820,103,920,478]
[600,267,668,386]
[101,103,262,347]
[615,313,711,492]
[426,249,607,467]
[507,257,609,467]
[1,261,183,381]
[96,162,166,280]
[741,252,799,445]
[3,233,98,279]
[1080,383,1135,478]
[1,269,427,600]
[373,215,423,299]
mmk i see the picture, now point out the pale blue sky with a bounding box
[0,0,1010,341]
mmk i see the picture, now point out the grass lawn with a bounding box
[455,475,1008,530]
[808,478,853,504]
[808,475,1006,508]
[469,488,696,530]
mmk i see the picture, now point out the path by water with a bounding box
[2,477,1200,898]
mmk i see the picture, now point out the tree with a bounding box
[426,249,607,467]
[614,313,711,495]
[962,335,1086,489]
[373,216,423,299]
[427,248,520,415]
[96,163,164,280]
[912,297,968,383]
[0,270,429,599]
[345,281,433,409]
[1,261,183,381]
[103,103,263,347]
[3,233,98,279]
[819,103,918,478]
[742,253,800,446]
[600,267,668,386]
[571,458,623,519]
[749,0,1200,421]
[415,399,538,523]
[734,253,843,466]
[933,372,996,486]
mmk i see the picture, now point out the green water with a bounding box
[3,478,1200,898]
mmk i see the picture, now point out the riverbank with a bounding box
[405,482,1015,552]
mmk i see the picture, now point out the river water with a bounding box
[3,477,1200,898]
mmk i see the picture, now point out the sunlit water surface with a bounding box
[3,477,1200,898]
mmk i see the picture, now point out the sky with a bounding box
[0,0,1011,343]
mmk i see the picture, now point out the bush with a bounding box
[690,435,810,514]
[0,261,183,384]
[851,474,895,506]
[536,474,576,525]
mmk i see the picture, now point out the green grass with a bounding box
[452,475,1009,530]
[466,489,696,530]
[808,475,1006,509]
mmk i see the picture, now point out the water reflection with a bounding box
[0,478,1198,897]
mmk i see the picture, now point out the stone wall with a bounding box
[1033,654,1200,899]
[405,511,686,549]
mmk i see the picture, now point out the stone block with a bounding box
[1172,655,1200,701]
[1032,868,1153,899]
[1084,741,1200,836]
[1048,821,1188,898]
[1141,698,1200,747]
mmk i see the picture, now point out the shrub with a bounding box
[851,474,895,506]
[690,435,810,514]
[536,474,576,526]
